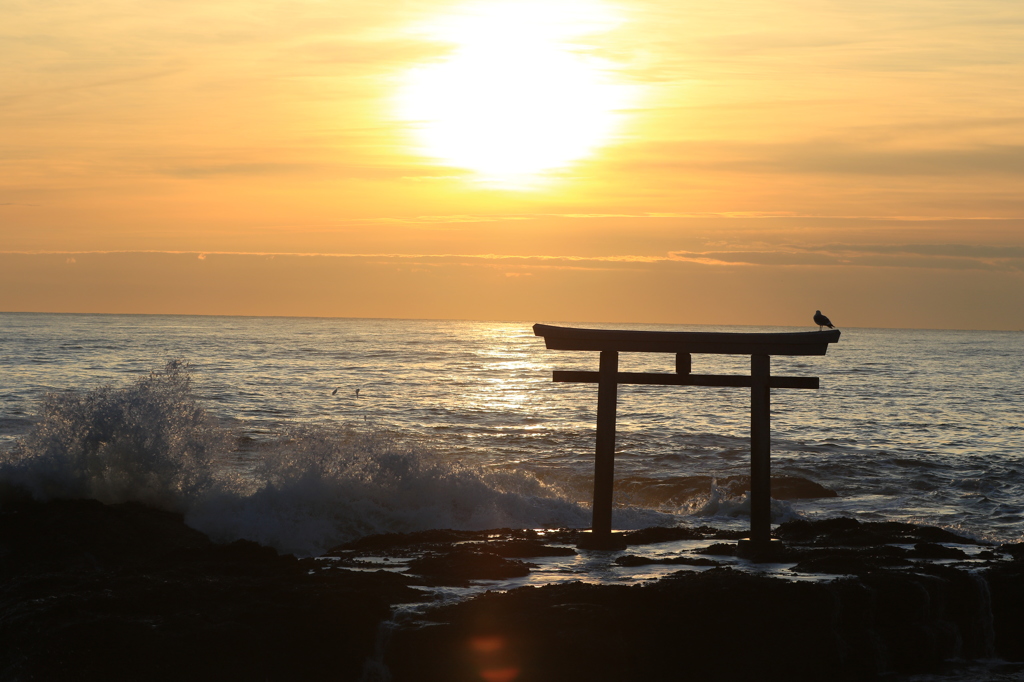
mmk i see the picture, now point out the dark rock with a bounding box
[618,474,836,508]
[389,570,822,681]
[857,566,995,671]
[406,549,534,585]
[5,494,1021,682]
[790,552,914,574]
[775,516,861,543]
[767,475,839,499]
[999,543,1024,561]
[475,539,576,558]
[986,559,1024,660]
[909,542,969,560]
[387,564,1006,681]
[913,526,982,545]
[775,517,979,547]
[697,542,737,556]
[718,474,839,499]
[0,496,422,681]
[0,496,213,572]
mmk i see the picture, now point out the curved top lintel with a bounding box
[533,324,841,356]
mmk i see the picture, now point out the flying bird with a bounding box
[814,310,835,331]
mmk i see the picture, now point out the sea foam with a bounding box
[0,360,222,510]
[188,427,594,556]
[687,483,803,524]
[0,362,600,556]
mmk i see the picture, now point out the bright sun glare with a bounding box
[397,0,629,186]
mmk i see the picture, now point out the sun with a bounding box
[396,0,629,186]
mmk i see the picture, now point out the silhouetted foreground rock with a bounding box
[989,558,1024,662]
[0,495,421,681]
[387,565,1008,682]
[4,494,1024,681]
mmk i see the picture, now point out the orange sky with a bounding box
[2,0,1022,329]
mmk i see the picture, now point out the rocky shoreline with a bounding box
[2,493,1023,681]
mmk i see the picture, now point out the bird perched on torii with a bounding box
[813,310,835,331]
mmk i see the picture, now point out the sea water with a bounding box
[1,312,1021,557]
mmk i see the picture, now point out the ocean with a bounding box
[2,312,1022,558]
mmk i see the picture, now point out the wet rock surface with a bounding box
[988,553,1024,662]
[393,565,978,681]
[3,494,1023,681]
[614,553,723,567]
[406,548,535,586]
[388,563,1014,682]
[774,517,983,546]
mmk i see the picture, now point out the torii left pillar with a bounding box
[588,350,620,545]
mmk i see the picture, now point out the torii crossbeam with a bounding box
[533,323,841,554]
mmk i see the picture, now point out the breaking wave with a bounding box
[687,485,803,524]
[0,362,597,556]
[0,360,222,509]
[187,427,593,556]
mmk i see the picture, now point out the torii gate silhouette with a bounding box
[533,324,841,555]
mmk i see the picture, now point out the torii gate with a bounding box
[533,324,841,554]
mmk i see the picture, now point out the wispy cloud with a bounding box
[668,244,1024,272]
[155,162,323,179]
[614,139,1024,177]
[5,246,1022,273]
[355,212,1023,225]
[0,249,661,263]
